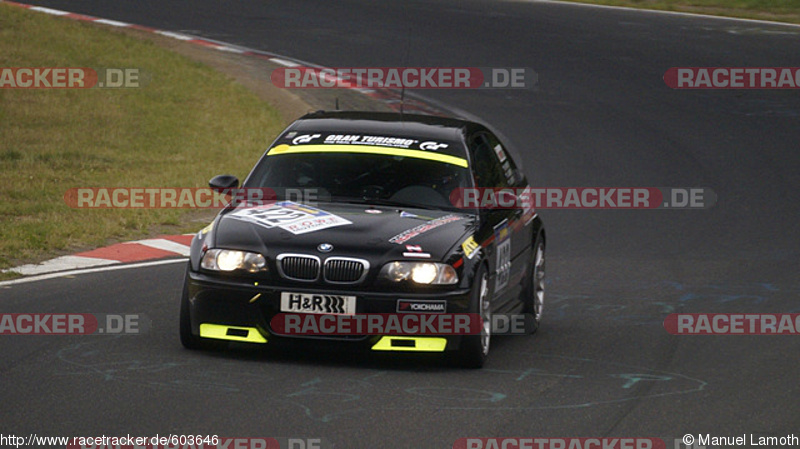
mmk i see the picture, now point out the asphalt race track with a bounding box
[3,1,800,447]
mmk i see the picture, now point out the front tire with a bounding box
[522,234,545,333]
[455,264,491,368]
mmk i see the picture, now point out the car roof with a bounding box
[287,111,481,146]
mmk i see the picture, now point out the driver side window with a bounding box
[470,133,509,189]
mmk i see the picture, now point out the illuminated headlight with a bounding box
[379,262,458,285]
[201,249,266,273]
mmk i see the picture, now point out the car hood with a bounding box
[213,201,477,263]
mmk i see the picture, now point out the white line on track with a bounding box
[9,255,118,276]
[133,239,191,256]
[28,5,68,15]
[270,58,301,67]
[155,30,194,41]
[93,18,131,27]
[514,0,800,28]
[0,258,187,288]
[216,46,245,54]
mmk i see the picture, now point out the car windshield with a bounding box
[244,151,474,211]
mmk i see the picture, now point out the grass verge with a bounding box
[0,4,284,271]
[557,0,800,24]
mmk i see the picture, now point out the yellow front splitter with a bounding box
[371,336,447,352]
[199,323,267,344]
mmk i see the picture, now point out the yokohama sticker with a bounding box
[230,201,351,234]
[397,300,447,313]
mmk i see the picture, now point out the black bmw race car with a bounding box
[180,111,545,367]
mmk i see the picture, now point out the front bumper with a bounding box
[185,270,473,352]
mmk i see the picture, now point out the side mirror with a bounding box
[209,174,239,192]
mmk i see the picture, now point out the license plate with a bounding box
[280,292,356,315]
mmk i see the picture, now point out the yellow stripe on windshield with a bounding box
[267,144,468,168]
